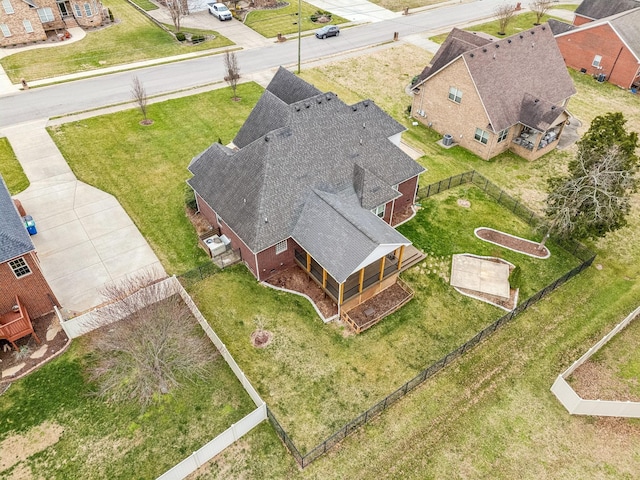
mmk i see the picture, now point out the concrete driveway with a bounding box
[2,120,165,315]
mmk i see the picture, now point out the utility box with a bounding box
[443,134,453,146]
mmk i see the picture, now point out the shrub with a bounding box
[509,265,523,290]
[310,10,332,23]
[184,184,197,210]
[108,8,114,22]
[191,34,205,44]
[175,31,186,42]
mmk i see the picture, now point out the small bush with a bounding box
[108,8,114,22]
[184,184,197,210]
[191,34,205,44]
[509,265,523,290]
[310,10,332,23]
[175,32,186,42]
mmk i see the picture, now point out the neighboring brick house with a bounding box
[0,176,59,319]
[188,67,425,313]
[0,0,106,47]
[551,8,640,90]
[410,25,576,161]
[572,0,639,26]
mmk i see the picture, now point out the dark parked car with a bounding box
[315,25,340,39]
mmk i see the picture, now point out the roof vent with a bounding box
[495,44,500,48]
[265,135,269,142]
[326,93,331,100]
[359,138,363,145]
[295,105,300,111]
[470,53,474,57]
[551,105,556,110]
[542,26,546,30]
[507,39,512,43]
[305,102,310,108]
[534,99,539,103]
[482,48,487,52]
[352,105,358,111]
[264,217,268,223]
[531,30,535,35]
[519,35,523,39]
[363,100,370,107]
[317,97,322,104]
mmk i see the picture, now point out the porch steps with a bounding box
[398,246,426,273]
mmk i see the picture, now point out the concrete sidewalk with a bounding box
[1,120,165,314]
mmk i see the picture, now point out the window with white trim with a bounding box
[0,23,10,37]
[74,3,82,16]
[23,19,34,33]
[448,86,462,103]
[474,128,489,145]
[497,128,509,143]
[83,2,92,15]
[37,7,55,22]
[9,257,31,278]
[592,55,602,67]
[275,239,287,254]
[372,205,385,218]
[2,0,13,14]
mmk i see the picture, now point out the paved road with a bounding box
[0,0,514,127]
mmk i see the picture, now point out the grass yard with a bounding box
[0,0,233,83]
[368,0,451,11]
[130,0,158,10]
[49,82,263,275]
[0,327,256,479]
[0,137,29,194]
[244,2,348,38]
[189,185,580,452]
[430,11,570,43]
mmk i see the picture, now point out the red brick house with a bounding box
[410,25,576,161]
[0,176,59,319]
[572,0,639,26]
[188,67,425,313]
[551,8,640,90]
[0,0,106,47]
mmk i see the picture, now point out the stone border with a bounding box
[451,253,519,312]
[0,335,72,387]
[474,227,550,259]
[551,306,640,418]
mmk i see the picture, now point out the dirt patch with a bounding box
[186,207,215,237]
[1,313,70,383]
[344,283,412,331]
[0,421,64,472]
[250,329,273,348]
[265,267,338,319]
[570,361,640,402]
[457,199,471,208]
[391,205,415,226]
[475,227,549,258]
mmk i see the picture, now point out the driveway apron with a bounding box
[1,119,165,314]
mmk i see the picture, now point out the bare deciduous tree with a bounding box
[542,146,638,247]
[224,50,241,101]
[86,274,217,407]
[131,76,149,124]
[167,0,189,33]
[530,0,553,24]
[495,3,517,35]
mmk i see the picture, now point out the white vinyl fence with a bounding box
[551,305,640,418]
[55,276,267,479]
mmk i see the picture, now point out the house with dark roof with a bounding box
[188,67,425,319]
[572,0,639,25]
[554,7,640,90]
[0,176,58,319]
[410,25,576,161]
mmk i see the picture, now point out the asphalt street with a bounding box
[0,0,512,127]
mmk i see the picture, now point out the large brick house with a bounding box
[0,176,58,319]
[551,7,640,90]
[572,0,639,26]
[410,25,576,161]
[0,0,106,47]
[188,67,425,313]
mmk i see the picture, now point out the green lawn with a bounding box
[430,11,569,43]
[0,328,256,479]
[368,0,449,11]
[49,82,264,275]
[0,137,29,194]
[130,0,158,10]
[244,2,348,38]
[0,0,233,82]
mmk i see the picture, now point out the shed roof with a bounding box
[0,176,34,264]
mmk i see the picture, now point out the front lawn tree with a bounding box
[224,50,241,101]
[167,0,189,33]
[542,112,639,246]
[495,3,517,35]
[530,0,552,25]
[131,75,150,125]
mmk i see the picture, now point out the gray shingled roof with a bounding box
[547,18,576,35]
[417,24,576,133]
[609,9,640,59]
[575,0,639,20]
[265,66,323,105]
[291,188,409,284]
[519,94,566,131]
[416,28,493,84]
[188,70,424,282]
[0,176,34,263]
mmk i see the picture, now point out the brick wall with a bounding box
[412,58,497,160]
[0,252,59,319]
[255,238,301,281]
[391,176,418,222]
[573,14,591,26]
[0,0,47,46]
[556,24,639,89]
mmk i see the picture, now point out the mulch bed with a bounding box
[391,205,414,226]
[1,312,70,384]
[475,227,549,258]
[345,283,412,329]
[265,267,338,319]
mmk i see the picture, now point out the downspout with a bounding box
[608,46,624,85]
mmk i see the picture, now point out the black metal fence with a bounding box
[266,171,596,469]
